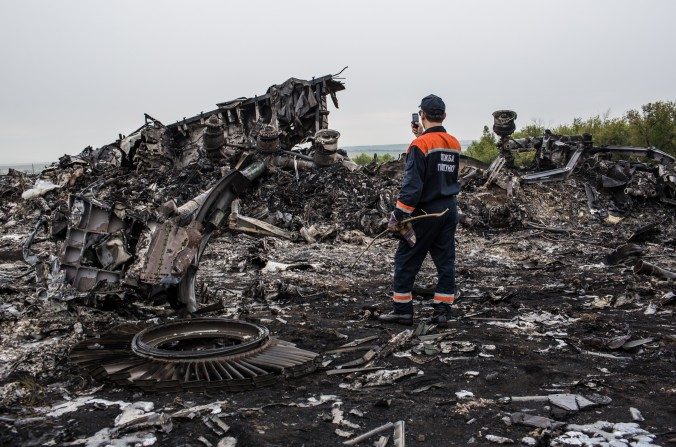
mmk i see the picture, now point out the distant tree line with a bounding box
[464,101,676,164]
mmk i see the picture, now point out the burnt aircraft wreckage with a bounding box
[58,72,348,313]
[14,72,675,394]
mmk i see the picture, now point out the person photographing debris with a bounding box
[379,94,461,326]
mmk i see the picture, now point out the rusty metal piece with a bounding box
[605,243,644,265]
[627,222,661,242]
[70,318,319,392]
[343,422,395,446]
[624,175,658,198]
[267,155,316,172]
[313,129,340,166]
[256,125,281,153]
[203,115,225,161]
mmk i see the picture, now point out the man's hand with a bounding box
[411,123,423,137]
[388,212,403,233]
[388,212,417,247]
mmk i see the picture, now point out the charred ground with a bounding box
[1,154,675,446]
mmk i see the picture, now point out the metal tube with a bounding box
[633,260,676,279]
[268,156,316,171]
[240,160,266,181]
[177,187,214,216]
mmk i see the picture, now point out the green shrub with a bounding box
[464,126,499,164]
[513,123,546,139]
[625,101,675,154]
[351,153,395,166]
[513,151,535,167]
[552,113,630,146]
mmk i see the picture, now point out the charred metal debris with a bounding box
[484,110,676,202]
[18,73,351,313]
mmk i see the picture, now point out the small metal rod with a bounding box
[279,149,314,161]
[343,422,395,446]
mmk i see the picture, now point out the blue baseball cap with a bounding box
[419,94,445,115]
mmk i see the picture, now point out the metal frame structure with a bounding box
[485,110,675,191]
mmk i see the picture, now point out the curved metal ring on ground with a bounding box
[131,318,271,360]
[70,318,319,392]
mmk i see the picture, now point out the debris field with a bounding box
[0,73,675,446]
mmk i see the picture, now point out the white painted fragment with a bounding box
[455,390,474,400]
[629,407,644,422]
[485,434,514,444]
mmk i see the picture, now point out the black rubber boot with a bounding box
[429,303,453,327]
[378,311,414,326]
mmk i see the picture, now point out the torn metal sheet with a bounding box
[228,199,295,240]
[359,367,420,387]
[505,393,611,412]
[131,220,203,284]
[510,412,564,429]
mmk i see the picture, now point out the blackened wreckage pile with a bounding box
[1,74,675,446]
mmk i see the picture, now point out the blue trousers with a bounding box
[392,201,458,313]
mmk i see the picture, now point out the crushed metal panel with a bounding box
[131,220,203,284]
[60,196,142,292]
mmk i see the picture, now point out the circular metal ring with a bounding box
[131,318,270,361]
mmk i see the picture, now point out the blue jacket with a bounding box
[394,126,461,219]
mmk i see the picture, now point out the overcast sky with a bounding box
[0,0,674,163]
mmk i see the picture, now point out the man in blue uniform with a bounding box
[378,94,461,326]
